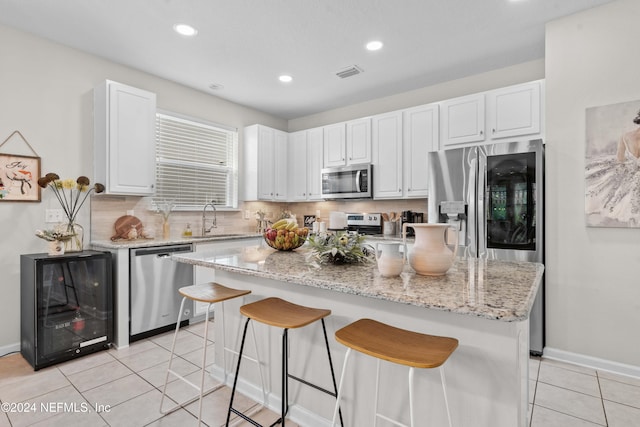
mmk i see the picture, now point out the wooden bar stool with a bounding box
[331,318,458,427]
[160,282,266,426]
[226,297,344,427]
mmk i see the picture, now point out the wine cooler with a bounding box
[20,250,113,370]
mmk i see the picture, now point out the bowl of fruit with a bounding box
[263,219,309,251]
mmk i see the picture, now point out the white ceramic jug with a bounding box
[375,242,405,277]
[402,223,459,276]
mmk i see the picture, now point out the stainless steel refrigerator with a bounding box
[427,139,544,355]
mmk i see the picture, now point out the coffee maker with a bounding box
[401,210,424,236]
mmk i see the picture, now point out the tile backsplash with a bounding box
[90,196,428,241]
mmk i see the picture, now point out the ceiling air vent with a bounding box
[335,65,363,79]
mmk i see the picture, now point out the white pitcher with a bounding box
[375,242,405,277]
[402,223,459,276]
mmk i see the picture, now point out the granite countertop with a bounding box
[91,233,262,249]
[172,244,544,322]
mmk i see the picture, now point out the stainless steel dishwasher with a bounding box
[130,244,193,340]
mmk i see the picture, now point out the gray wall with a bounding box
[0,24,285,352]
[545,0,640,367]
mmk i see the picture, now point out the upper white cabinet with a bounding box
[94,80,157,195]
[346,118,371,164]
[402,104,439,198]
[289,128,324,201]
[323,118,371,167]
[486,81,541,139]
[440,80,543,150]
[306,127,324,200]
[323,123,346,167]
[372,112,403,199]
[289,130,307,201]
[440,93,485,148]
[243,124,288,201]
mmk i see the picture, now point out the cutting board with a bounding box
[111,215,145,241]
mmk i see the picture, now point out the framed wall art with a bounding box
[0,131,41,202]
[585,100,640,227]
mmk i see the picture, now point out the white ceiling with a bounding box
[0,0,614,120]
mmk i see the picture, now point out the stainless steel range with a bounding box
[346,213,382,235]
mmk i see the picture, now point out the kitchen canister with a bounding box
[383,221,396,235]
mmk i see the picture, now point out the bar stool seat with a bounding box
[227,297,343,427]
[332,318,458,427]
[160,282,262,426]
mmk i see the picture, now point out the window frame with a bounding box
[154,109,239,211]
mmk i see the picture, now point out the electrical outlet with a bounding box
[244,210,251,220]
[45,209,64,223]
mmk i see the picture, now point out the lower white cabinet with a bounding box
[192,237,262,318]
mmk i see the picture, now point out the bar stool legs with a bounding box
[226,297,344,427]
[159,283,265,426]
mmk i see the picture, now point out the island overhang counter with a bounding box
[172,245,543,427]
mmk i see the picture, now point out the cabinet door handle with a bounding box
[492,128,496,134]
[480,130,484,135]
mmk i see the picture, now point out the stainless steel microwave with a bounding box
[321,164,372,199]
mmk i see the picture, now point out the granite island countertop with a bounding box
[172,244,544,322]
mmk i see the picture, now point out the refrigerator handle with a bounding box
[476,149,487,259]
[467,149,477,258]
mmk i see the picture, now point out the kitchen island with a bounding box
[172,244,543,427]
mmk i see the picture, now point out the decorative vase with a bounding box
[64,222,84,253]
[402,223,458,276]
[375,242,405,277]
[163,219,170,239]
[48,240,65,256]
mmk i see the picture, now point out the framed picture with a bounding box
[585,99,640,227]
[0,153,41,202]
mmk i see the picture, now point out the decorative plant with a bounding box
[37,173,105,224]
[34,229,74,242]
[306,231,374,264]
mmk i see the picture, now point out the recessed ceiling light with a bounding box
[173,23,198,37]
[279,75,293,83]
[366,41,383,51]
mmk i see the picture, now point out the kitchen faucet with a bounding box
[202,201,217,235]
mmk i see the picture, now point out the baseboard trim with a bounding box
[543,347,640,379]
[0,342,20,358]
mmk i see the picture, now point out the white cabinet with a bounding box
[306,128,324,200]
[323,123,346,167]
[289,128,324,202]
[486,81,541,140]
[402,104,439,198]
[440,93,485,148]
[346,118,371,164]
[192,237,262,318]
[440,80,543,150]
[289,130,307,201]
[243,124,288,201]
[94,80,157,195]
[323,119,371,167]
[372,112,403,199]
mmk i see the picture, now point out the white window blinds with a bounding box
[155,111,238,209]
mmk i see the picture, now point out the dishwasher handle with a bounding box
[131,244,193,257]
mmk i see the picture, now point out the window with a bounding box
[155,111,238,209]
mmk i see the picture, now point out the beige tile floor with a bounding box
[1,320,639,426]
